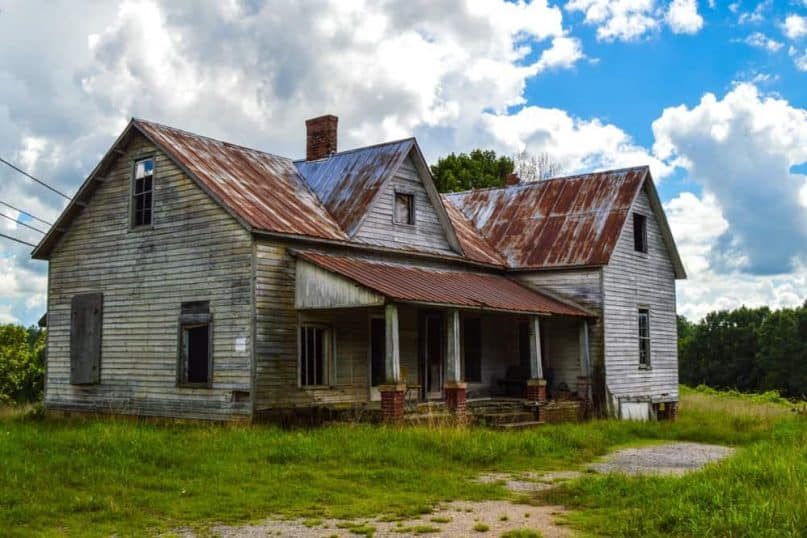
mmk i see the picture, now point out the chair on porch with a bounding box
[401,366,421,411]
[497,364,530,397]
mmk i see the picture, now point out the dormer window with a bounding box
[132,157,154,227]
[394,192,415,225]
[633,213,647,253]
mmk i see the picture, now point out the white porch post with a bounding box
[445,309,461,383]
[385,303,401,384]
[578,319,591,377]
[528,315,543,380]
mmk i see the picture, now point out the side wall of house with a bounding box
[352,154,455,254]
[602,185,679,414]
[515,270,603,392]
[46,133,254,421]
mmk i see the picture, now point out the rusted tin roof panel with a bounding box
[134,119,347,240]
[440,196,507,266]
[296,251,588,316]
[445,166,648,269]
[295,140,414,235]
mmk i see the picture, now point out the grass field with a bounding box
[0,387,804,537]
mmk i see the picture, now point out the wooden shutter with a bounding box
[70,293,103,384]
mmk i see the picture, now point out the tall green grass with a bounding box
[0,388,801,537]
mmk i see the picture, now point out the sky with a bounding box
[0,0,805,325]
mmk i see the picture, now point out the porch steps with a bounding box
[495,420,545,430]
[475,411,537,426]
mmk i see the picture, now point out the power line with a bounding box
[0,157,72,200]
[0,211,46,234]
[0,232,36,248]
[0,200,53,226]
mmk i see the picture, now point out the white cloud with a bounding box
[743,32,784,52]
[737,0,771,24]
[653,83,807,275]
[666,0,704,34]
[566,0,660,42]
[782,14,807,39]
[789,46,807,71]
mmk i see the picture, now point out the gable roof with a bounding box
[294,139,414,235]
[295,251,588,316]
[445,166,685,277]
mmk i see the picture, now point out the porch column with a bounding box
[444,309,467,415]
[577,318,592,402]
[380,303,405,422]
[526,315,547,402]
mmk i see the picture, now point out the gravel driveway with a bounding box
[589,441,735,475]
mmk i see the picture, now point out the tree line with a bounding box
[678,302,807,399]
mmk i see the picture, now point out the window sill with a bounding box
[128,224,155,232]
[638,365,652,371]
[177,382,213,389]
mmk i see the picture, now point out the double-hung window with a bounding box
[132,157,154,227]
[300,325,331,386]
[394,192,415,225]
[638,308,651,367]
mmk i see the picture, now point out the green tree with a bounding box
[0,324,45,404]
[757,303,807,399]
[430,149,514,193]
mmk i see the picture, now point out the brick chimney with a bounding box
[305,115,338,161]
[505,172,520,186]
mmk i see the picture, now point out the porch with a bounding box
[294,251,595,423]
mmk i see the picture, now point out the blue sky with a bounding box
[0,0,805,325]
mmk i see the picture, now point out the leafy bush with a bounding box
[0,324,45,404]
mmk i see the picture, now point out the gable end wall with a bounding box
[602,185,679,410]
[45,133,254,421]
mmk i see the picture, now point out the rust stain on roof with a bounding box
[134,119,347,240]
[294,139,413,235]
[445,167,648,269]
[296,251,588,316]
[441,196,507,266]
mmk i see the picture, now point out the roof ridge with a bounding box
[293,137,415,164]
[132,117,294,162]
[444,164,650,198]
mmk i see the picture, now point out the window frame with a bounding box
[633,212,648,253]
[638,307,651,369]
[176,301,213,388]
[298,323,333,388]
[392,190,416,226]
[130,155,156,229]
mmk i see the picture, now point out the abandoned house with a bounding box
[31,115,686,424]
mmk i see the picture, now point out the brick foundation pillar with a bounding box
[379,384,406,423]
[526,378,547,402]
[444,382,467,414]
[576,376,591,401]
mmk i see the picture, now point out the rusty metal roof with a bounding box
[440,196,507,266]
[135,119,347,240]
[294,139,414,235]
[295,251,588,316]
[445,167,649,269]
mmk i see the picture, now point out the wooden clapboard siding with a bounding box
[515,269,604,373]
[46,133,253,421]
[353,155,455,254]
[541,316,582,391]
[471,313,519,395]
[602,185,679,405]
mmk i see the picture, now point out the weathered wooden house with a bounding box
[32,115,685,423]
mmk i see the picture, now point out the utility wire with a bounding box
[0,211,46,234]
[0,157,72,200]
[0,200,53,226]
[0,231,36,248]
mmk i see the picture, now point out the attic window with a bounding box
[132,157,154,227]
[633,213,647,253]
[394,192,415,225]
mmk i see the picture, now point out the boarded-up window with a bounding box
[300,325,331,386]
[132,157,154,227]
[638,308,651,367]
[633,213,647,253]
[178,301,212,386]
[394,192,415,225]
[70,293,103,385]
[463,317,482,383]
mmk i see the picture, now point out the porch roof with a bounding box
[295,251,589,316]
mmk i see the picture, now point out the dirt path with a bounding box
[174,442,734,537]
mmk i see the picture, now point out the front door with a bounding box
[423,313,443,399]
[370,317,385,400]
